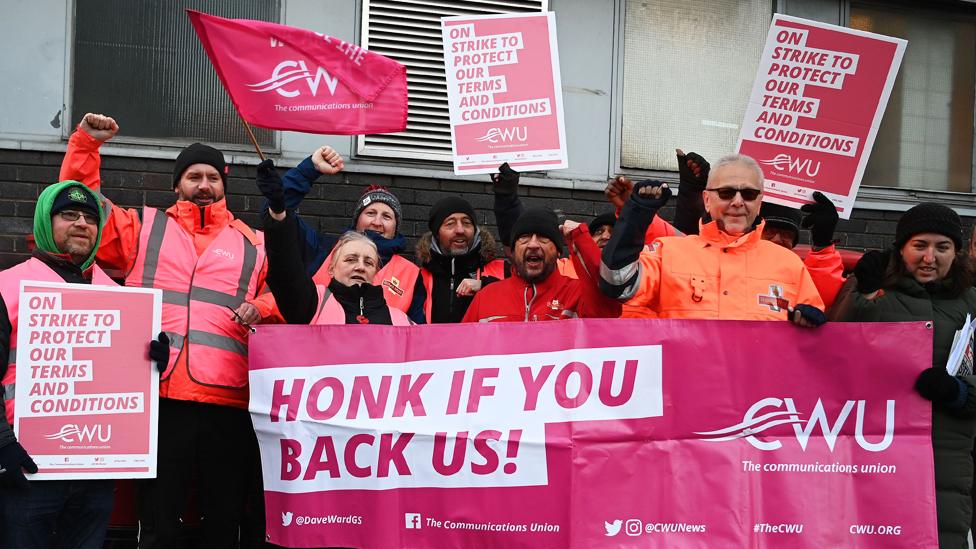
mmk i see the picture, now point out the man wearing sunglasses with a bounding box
[600,154,826,327]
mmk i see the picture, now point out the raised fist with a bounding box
[605,176,634,210]
[80,113,119,142]
[311,146,344,175]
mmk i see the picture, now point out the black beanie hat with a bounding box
[428,196,477,234]
[895,202,963,249]
[51,185,100,218]
[510,208,564,252]
[173,143,227,188]
[588,212,616,234]
[759,202,801,244]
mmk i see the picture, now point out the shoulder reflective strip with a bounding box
[2,383,14,402]
[479,315,507,323]
[7,348,14,363]
[141,210,170,287]
[165,332,185,351]
[163,290,189,306]
[599,259,638,286]
[235,238,258,300]
[189,287,243,309]
[187,330,248,357]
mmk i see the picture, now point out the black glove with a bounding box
[677,151,709,190]
[915,367,962,404]
[256,159,285,214]
[0,442,38,490]
[149,332,170,373]
[853,250,890,294]
[800,192,839,248]
[789,304,827,327]
[490,162,520,195]
[630,179,672,211]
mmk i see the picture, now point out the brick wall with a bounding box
[0,147,970,270]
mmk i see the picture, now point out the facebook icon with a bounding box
[405,513,422,529]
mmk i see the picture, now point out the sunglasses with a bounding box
[705,187,762,201]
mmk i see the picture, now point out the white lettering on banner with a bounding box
[759,154,821,177]
[20,292,134,418]
[475,127,528,144]
[745,24,862,156]
[443,23,538,126]
[694,397,895,452]
[44,423,112,443]
[250,345,663,493]
[247,60,339,98]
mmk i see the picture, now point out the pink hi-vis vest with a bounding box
[310,285,411,325]
[313,252,419,314]
[0,257,116,425]
[420,259,505,323]
[124,207,266,396]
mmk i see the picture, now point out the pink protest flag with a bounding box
[187,10,407,135]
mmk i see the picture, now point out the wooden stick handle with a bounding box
[240,118,265,161]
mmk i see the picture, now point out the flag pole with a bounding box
[240,117,266,161]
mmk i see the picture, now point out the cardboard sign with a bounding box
[442,12,568,175]
[737,14,906,218]
[15,282,161,480]
[250,319,936,548]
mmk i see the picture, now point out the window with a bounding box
[620,0,771,171]
[850,4,976,193]
[358,0,547,162]
[71,0,278,148]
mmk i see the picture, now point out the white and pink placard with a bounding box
[442,12,568,175]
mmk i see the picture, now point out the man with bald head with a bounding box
[599,154,825,325]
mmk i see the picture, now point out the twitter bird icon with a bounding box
[605,519,622,536]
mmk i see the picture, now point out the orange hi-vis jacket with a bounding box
[620,220,824,320]
[310,286,411,325]
[313,251,419,314]
[60,127,274,409]
[0,257,116,425]
[558,255,652,318]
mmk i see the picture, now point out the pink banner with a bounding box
[737,14,906,219]
[187,10,407,135]
[441,13,568,175]
[249,319,936,548]
[15,282,161,480]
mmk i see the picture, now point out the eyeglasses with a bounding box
[58,210,99,225]
[705,187,762,201]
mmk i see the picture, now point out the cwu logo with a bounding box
[247,60,339,98]
[45,424,112,443]
[475,126,528,144]
[759,153,821,177]
[694,398,895,452]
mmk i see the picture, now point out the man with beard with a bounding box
[59,113,273,548]
[413,197,506,323]
[0,181,168,548]
[600,154,825,325]
[462,208,620,322]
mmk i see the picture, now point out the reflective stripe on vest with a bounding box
[125,207,265,392]
[310,285,411,326]
[421,258,506,322]
[0,257,117,425]
[313,252,419,314]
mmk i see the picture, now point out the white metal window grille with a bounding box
[358,0,547,163]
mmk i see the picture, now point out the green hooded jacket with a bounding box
[34,181,105,271]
